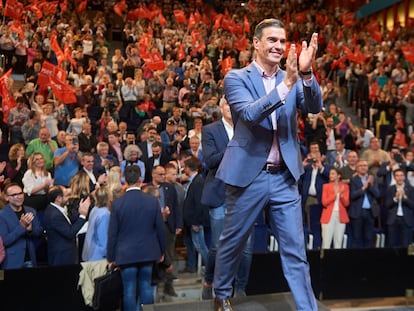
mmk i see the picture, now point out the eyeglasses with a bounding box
[7,192,24,197]
[34,158,43,161]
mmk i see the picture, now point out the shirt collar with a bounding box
[252,60,279,79]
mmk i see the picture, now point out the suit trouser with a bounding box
[214,168,318,311]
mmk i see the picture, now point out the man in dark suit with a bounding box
[43,185,90,266]
[384,169,414,247]
[214,19,321,311]
[349,160,381,248]
[81,152,107,192]
[0,183,43,269]
[200,98,253,299]
[147,165,182,297]
[107,165,165,311]
[182,156,209,273]
[144,141,170,183]
[138,124,158,164]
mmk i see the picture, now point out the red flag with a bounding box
[315,13,328,26]
[174,10,187,23]
[8,21,25,39]
[50,32,64,66]
[60,0,68,12]
[4,0,24,20]
[177,43,185,61]
[37,61,67,88]
[188,13,196,30]
[221,56,233,76]
[221,14,233,31]
[402,46,414,64]
[233,35,248,52]
[341,12,355,27]
[77,0,87,13]
[366,20,379,32]
[49,75,77,104]
[294,11,307,24]
[370,29,382,43]
[330,56,347,71]
[38,1,58,15]
[214,14,223,30]
[159,13,166,26]
[244,16,250,33]
[64,43,77,69]
[353,46,366,64]
[191,29,201,44]
[142,51,166,71]
[114,0,127,17]
[0,69,16,123]
[26,4,43,19]
[194,9,201,24]
[190,39,205,57]
[325,40,339,56]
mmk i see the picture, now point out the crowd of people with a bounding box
[0,0,414,310]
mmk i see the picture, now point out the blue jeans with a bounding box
[191,225,209,266]
[121,263,154,311]
[205,204,253,292]
[183,227,197,270]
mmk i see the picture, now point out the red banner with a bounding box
[221,56,233,76]
[37,61,66,87]
[113,0,127,17]
[402,46,414,64]
[4,0,24,20]
[174,10,187,23]
[0,69,16,123]
[142,52,166,71]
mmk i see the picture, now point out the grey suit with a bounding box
[214,63,322,310]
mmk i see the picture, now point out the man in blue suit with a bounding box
[0,183,43,269]
[213,18,321,311]
[43,185,90,266]
[201,97,253,300]
[107,165,165,311]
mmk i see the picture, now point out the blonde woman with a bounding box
[22,152,54,212]
[67,171,92,222]
[108,166,124,200]
[82,186,111,261]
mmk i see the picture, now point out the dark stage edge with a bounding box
[143,292,330,311]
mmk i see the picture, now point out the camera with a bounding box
[306,158,317,164]
[72,137,79,145]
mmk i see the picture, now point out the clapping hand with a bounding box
[299,33,318,72]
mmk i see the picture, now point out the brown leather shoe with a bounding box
[214,298,234,311]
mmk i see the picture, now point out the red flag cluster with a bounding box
[4,0,24,20]
[37,62,77,104]
[401,45,414,64]
[0,69,16,123]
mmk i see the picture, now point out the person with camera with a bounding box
[300,141,331,244]
[376,146,414,195]
[53,133,82,187]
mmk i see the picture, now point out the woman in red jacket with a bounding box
[321,168,350,249]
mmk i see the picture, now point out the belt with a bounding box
[262,163,286,174]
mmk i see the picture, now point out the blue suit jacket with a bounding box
[201,119,229,207]
[107,189,166,266]
[43,203,86,266]
[384,184,414,227]
[216,63,322,187]
[183,174,209,227]
[0,205,42,269]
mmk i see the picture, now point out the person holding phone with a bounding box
[53,133,82,186]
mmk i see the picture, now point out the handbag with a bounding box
[92,267,123,310]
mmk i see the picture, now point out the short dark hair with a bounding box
[48,185,64,203]
[254,18,285,40]
[152,141,162,149]
[124,165,141,184]
[3,183,22,195]
[184,155,201,173]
